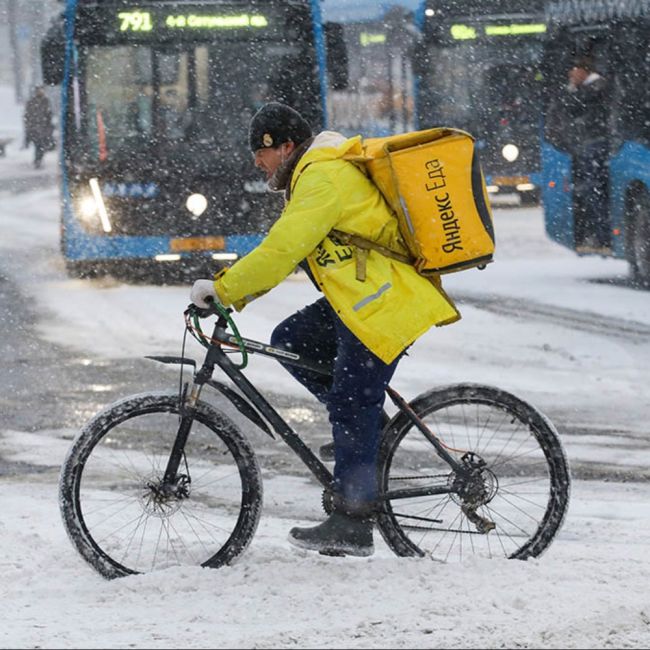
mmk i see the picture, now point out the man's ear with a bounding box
[283,140,296,156]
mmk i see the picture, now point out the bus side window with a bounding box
[612,26,650,145]
[541,40,574,152]
[641,40,650,144]
[324,22,348,91]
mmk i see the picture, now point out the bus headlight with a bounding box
[186,193,208,217]
[76,180,112,233]
[79,195,98,220]
[89,178,112,233]
[502,144,519,162]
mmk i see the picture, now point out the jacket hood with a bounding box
[288,130,364,196]
[303,130,364,163]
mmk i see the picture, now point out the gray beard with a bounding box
[266,137,315,195]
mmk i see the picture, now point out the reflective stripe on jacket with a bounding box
[213,131,460,364]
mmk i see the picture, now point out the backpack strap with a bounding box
[330,229,412,282]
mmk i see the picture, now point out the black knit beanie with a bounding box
[249,102,312,152]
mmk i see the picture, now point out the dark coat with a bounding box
[545,74,609,156]
[564,74,609,155]
[24,92,54,147]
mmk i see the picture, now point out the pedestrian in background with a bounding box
[23,86,55,169]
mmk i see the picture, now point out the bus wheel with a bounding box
[65,261,106,279]
[520,190,540,207]
[629,192,650,288]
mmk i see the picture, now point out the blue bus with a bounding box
[41,0,345,278]
[321,1,419,137]
[540,0,650,286]
[413,0,547,205]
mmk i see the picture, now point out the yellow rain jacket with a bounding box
[213,131,460,364]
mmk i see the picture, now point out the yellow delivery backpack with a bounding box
[342,126,495,276]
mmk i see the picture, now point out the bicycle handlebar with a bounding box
[185,301,248,367]
[186,298,232,320]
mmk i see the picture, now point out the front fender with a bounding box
[145,355,273,437]
[145,355,196,368]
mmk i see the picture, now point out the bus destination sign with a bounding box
[117,10,269,33]
[76,4,277,44]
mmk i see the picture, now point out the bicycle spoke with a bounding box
[61,394,262,577]
[377,385,570,562]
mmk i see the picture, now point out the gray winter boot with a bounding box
[288,511,374,557]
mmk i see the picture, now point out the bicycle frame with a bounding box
[149,306,466,504]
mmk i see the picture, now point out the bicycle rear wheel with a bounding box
[59,391,262,579]
[376,384,570,561]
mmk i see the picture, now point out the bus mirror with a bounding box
[410,39,429,78]
[325,22,348,90]
[41,21,65,86]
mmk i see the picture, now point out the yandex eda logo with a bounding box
[424,159,463,254]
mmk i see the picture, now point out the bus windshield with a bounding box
[81,39,303,163]
[43,0,331,272]
[423,38,543,135]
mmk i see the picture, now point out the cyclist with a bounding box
[190,102,460,557]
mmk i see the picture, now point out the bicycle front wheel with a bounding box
[59,391,263,579]
[376,384,570,562]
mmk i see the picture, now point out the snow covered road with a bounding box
[1,161,650,647]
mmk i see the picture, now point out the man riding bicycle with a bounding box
[190,102,460,557]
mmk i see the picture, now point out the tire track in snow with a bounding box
[457,294,650,344]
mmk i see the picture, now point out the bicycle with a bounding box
[59,302,571,579]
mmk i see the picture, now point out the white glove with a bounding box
[190,279,218,309]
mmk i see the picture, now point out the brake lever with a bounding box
[186,301,232,320]
[185,303,215,319]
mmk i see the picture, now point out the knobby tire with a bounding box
[59,391,263,579]
[376,384,570,562]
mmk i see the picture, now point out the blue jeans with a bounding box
[270,297,400,510]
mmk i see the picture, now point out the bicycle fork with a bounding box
[161,367,210,493]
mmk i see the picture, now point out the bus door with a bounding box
[541,29,612,251]
[604,21,650,268]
